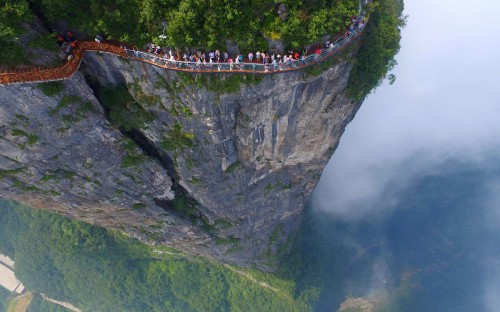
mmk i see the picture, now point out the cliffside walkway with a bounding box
[0,26,365,85]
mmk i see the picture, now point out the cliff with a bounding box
[0,40,362,269]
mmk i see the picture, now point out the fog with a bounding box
[481,179,500,312]
[312,0,500,218]
[309,0,500,310]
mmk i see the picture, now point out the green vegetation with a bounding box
[60,114,76,124]
[0,167,25,180]
[347,0,406,100]
[188,176,201,184]
[40,169,77,182]
[215,236,239,246]
[12,180,41,192]
[99,86,154,131]
[120,138,146,168]
[27,33,59,52]
[185,157,194,170]
[165,194,201,222]
[224,161,240,174]
[159,192,215,235]
[5,292,34,312]
[122,138,139,152]
[4,0,401,103]
[264,183,273,195]
[160,122,194,152]
[75,101,96,116]
[0,0,29,66]
[175,73,263,95]
[14,114,29,125]
[48,95,96,124]
[269,224,284,245]
[29,294,70,312]
[302,32,359,77]
[259,224,286,268]
[38,81,65,97]
[48,95,80,116]
[214,219,233,230]
[169,103,193,119]
[0,286,10,312]
[127,79,161,106]
[48,190,62,196]
[264,179,291,195]
[11,128,39,145]
[31,0,357,51]
[57,126,69,135]
[132,203,146,210]
[121,153,145,168]
[0,200,313,311]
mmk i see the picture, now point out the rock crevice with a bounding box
[0,41,363,269]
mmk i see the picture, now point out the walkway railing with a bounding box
[0,25,365,85]
[0,41,128,85]
[123,30,360,74]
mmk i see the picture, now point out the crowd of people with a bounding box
[133,14,367,71]
[54,31,78,57]
[144,43,310,69]
[51,13,366,70]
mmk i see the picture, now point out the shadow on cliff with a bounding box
[81,74,212,229]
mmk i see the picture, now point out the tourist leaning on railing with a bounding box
[119,12,366,72]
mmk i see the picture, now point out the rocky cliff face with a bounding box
[0,46,362,269]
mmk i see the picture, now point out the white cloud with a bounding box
[312,0,500,218]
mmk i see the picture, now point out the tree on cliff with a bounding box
[0,0,30,65]
[348,0,406,100]
[0,201,314,311]
[31,0,358,50]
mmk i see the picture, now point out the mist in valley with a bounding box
[301,0,500,310]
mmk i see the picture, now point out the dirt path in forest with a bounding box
[40,294,82,312]
[223,264,281,293]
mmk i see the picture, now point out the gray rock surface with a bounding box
[0,46,362,269]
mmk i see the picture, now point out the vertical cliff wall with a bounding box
[0,47,362,268]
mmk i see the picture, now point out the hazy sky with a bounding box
[312,0,500,217]
[311,1,500,310]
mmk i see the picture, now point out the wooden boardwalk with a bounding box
[0,42,127,85]
[0,25,366,86]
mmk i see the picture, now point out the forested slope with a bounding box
[0,200,315,312]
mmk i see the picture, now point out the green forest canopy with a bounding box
[31,0,359,50]
[0,200,316,312]
[1,0,405,100]
[0,0,30,65]
[0,286,10,312]
[347,0,406,99]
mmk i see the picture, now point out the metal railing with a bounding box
[0,20,366,84]
[123,30,359,74]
